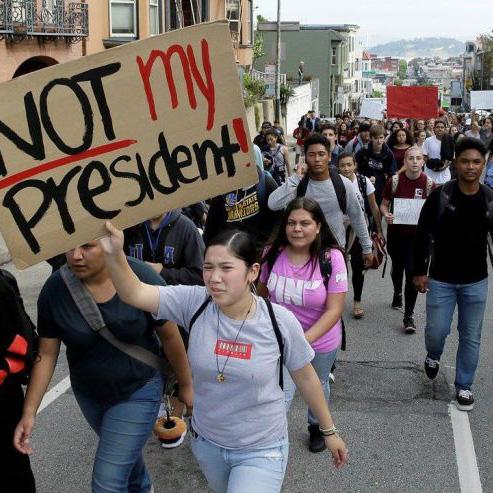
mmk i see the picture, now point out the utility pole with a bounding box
[275,0,281,122]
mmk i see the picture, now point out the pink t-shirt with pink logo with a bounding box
[260,248,347,353]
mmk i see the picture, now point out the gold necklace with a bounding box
[215,296,254,383]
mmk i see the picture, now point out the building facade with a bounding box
[86,0,253,67]
[0,0,88,81]
[256,22,361,117]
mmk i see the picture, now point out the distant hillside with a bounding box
[370,38,464,59]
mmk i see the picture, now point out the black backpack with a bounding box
[438,180,493,265]
[296,167,347,214]
[188,297,285,390]
[0,269,38,386]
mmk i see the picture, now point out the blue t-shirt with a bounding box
[38,257,166,404]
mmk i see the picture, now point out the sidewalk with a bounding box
[0,233,11,265]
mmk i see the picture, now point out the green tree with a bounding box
[398,59,408,79]
[251,34,264,71]
[256,14,268,23]
[371,90,384,98]
[243,73,266,108]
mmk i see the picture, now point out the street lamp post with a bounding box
[275,0,281,122]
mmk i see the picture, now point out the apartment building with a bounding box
[86,0,253,67]
[256,22,362,116]
[0,0,88,81]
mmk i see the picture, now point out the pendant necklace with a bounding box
[215,296,254,383]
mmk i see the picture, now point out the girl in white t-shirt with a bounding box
[100,224,348,492]
[337,152,384,319]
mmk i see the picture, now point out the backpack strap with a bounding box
[296,174,310,198]
[480,184,493,267]
[264,298,284,390]
[329,166,347,214]
[319,248,333,289]
[438,180,456,219]
[391,174,400,196]
[356,172,367,198]
[425,176,434,198]
[60,265,169,373]
[188,296,212,333]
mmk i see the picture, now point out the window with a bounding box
[226,0,241,35]
[149,0,161,36]
[110,0,136,37]
[245,0,253,45]
[331,47,337,65]
[166,0,196,30]
[355,80,359,92]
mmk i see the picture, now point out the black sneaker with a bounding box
[403,316,416,334]
[424,356,439,379]
[391,293,403,310]
[456,389,474,411]
[308,425,326,453]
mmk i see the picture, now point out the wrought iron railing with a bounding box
[0,0,87,42]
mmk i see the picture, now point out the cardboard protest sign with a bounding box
[393,198,425,225]
[359,99,384,120]
[387,86,438,119]
[0,22,257,269]
[470,91,493,110]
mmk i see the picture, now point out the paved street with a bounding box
[6,256,493,493]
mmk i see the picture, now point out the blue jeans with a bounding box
[425,278,488,391]
[73,372,163,493]
[191,433,289,493]
[283,348,338,425]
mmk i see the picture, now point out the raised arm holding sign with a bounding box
[0,22,257,269]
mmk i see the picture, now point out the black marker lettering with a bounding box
[0,92,45,175]
[72,63,121,141]
[2,179,52,253]
[39,78,94,155]
[109,154,155,207]
[78,160,120,218]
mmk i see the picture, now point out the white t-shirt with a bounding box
[422,136,452,184]
[424,167,451,185]
[349,174,375,212]
[422,136,442,159]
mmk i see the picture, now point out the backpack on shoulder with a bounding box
[296,167,347,214]
[0,269,38,386]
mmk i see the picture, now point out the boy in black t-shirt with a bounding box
[413,138,491,411]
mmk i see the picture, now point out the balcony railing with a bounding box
[0,0,88,42]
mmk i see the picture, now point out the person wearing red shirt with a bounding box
[293,120,310,165]
[380,146,435,334]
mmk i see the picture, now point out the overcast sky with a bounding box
[256,0,493,46]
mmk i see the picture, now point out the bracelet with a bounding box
[319,425,338,437]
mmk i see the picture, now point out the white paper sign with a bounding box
[470,91,493,110]
[359,99,384,120]
[393,198,425,225]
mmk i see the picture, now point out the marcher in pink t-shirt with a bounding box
[259,248,347,352]
[258,197,347,454]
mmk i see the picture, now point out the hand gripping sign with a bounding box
[0,22,257,269]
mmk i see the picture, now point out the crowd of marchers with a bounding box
[1,105,493,493]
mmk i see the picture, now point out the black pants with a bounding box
[0,382,36,492]
[387,230,418,317]
[349,238,365,302]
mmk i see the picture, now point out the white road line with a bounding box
[449,403,483,493]
[37,376,71,414]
